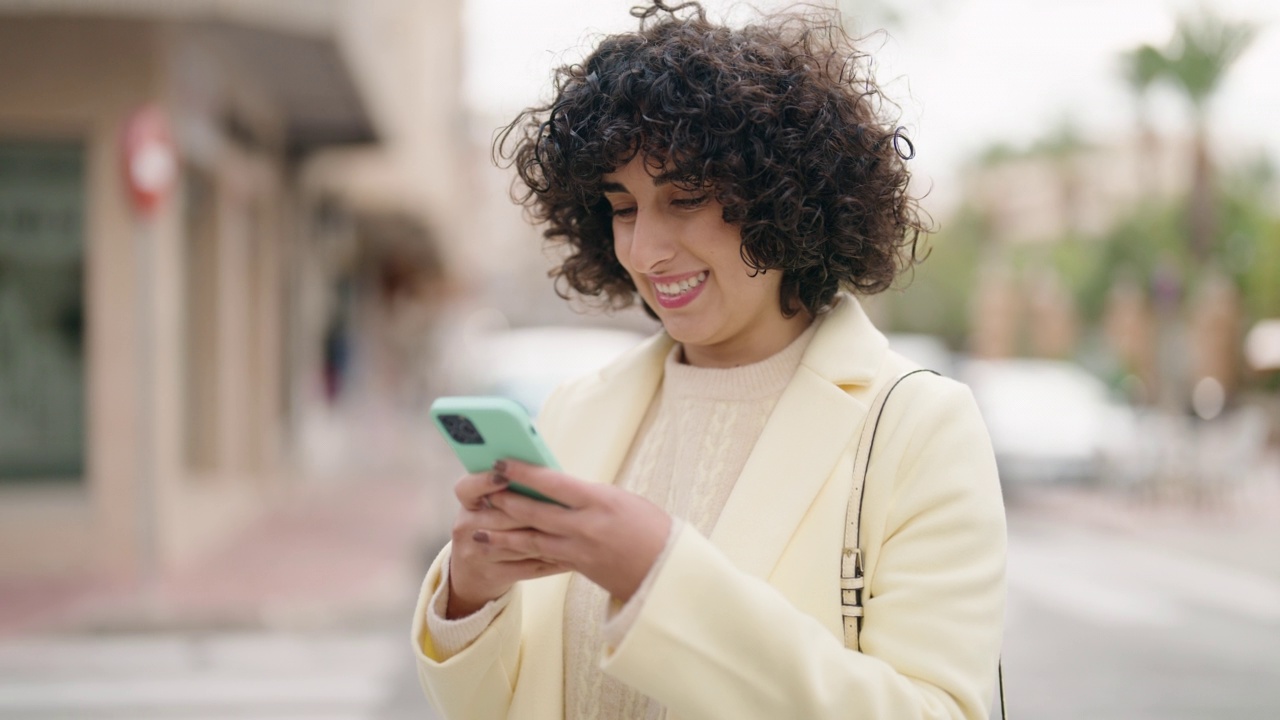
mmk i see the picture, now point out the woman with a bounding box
[412,3,1006,718]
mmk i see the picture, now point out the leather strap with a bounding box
[840,368,1007,719]
[841,369,935,647]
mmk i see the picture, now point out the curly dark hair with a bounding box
[497,0,929,317]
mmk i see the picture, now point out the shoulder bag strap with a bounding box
[840,368,1008,719]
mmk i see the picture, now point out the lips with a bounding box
[650,271,708,309]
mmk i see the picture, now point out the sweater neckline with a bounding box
[662,320,818,401]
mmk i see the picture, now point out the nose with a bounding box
[625,210,675,274]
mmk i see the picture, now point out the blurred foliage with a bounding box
[971,119,1092,168]
[1120,8,1257,261]
[1222,159,1280,321]
[884,160,1280,350]
[1161,11,1257,113]
[1120,44,1166,97]
[884,205,987,349]
[880,4,1273,402]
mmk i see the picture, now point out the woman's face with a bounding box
[604,156,811,368]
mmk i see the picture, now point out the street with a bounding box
[2,483,1278,719]
[0,628,435,720]
[1001,503,1280,719]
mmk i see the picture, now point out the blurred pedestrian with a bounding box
[412,2,1006,718]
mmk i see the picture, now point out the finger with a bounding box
[455,470,513,509]
[455,507,530,534]
[482,528,575,566]
[494,459,593,509]
[489,489,574,535]
[460,538,543,562]
[492,558,569,582]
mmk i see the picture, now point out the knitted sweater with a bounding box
[427,322,817,719]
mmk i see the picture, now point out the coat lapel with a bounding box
[709,296,888,580]
[548,295,887,582]
[551,331,674,486]
[513,332,673,720]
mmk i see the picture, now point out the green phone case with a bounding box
[429,396,565,506]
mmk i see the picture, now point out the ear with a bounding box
[777,275,811,318]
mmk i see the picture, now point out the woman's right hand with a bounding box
[445,470,566,619]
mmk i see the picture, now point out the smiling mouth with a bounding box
[653,271,708,299]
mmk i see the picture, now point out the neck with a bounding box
[682,312,814,368]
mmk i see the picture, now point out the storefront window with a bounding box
[0,142,85,482]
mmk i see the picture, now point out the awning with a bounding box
[0,0,376,155]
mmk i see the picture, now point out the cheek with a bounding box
[611,226,631,269]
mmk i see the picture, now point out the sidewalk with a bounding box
[0,473,454,638]
[1007,449,1280,580]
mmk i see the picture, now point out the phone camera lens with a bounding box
[440,414,485,445]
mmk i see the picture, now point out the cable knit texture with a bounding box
[425,557,512,657]
[563,321,817,720]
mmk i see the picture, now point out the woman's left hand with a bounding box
[479,459,672,603]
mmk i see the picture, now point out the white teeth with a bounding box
[654,272,707,297]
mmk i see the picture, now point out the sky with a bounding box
[462,0,1280,213]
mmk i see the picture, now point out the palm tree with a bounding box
[1160,10,1256,260]
[1119,44,1167,196]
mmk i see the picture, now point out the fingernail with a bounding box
[492,472,508,486]
[472,530,490,544]
[492,460,508,473]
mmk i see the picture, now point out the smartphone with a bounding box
[430,396,566,506]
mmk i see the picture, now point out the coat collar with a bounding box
[554,294,888,579]
[799,293,889,389]
[709,294,887,577]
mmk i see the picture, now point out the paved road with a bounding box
[0,628,437,720]
[999,507,1280,720]
[3,498,1278,719]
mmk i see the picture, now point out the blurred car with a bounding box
[1245,319,1280,372]
[960,358,1136,487]
[460,325,649,418]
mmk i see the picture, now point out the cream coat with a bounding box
[412,295,1007,720]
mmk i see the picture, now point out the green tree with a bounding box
[1119,44,1168,195]
[1157,10,1257,259]
[882,204,987,348]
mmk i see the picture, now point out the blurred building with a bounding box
[0,0,466,581]
[958,135,1195,363]
[966,135,1192,246]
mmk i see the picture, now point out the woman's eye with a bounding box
[672,195,708,209]
[610,206,636,219]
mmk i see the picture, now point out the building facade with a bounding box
[0,0,465,581]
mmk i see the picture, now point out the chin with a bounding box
[659,317,715,347]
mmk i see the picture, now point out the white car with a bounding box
[460,326,649,418]
[960,358,1136,486]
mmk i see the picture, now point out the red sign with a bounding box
[121,104,177,217]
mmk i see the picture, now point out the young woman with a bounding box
[412,3,1006,718]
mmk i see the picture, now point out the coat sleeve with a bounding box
[412,544,525,719]
[411,381,577,719]
[599,377,1007,720]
